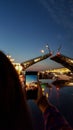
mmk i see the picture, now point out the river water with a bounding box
[28,79,73,129]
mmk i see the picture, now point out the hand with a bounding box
[34,82,49,112]
[35,82,43,104]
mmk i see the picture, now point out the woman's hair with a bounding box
[0,51,33,130]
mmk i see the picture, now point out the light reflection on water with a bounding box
[40,79,73,128]
[28,79,73,129]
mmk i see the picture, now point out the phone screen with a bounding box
[25,71,38,99]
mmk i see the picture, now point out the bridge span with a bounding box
[51,53,73,72]
[21,52,52,70]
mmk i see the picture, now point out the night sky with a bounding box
[0,0,73,71]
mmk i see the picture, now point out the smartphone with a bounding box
[25,71,38,99]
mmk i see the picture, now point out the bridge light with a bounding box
[15,64,23,74]
[57,52,61,56]
[34,58,40,62]
[46,44,49,48]
[41,50,44,53]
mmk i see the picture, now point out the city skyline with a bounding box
[0,0,73,71]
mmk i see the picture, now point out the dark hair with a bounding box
[0,51,33,130]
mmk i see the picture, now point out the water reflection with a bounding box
[28,79,73,129]
[43,80,73,128]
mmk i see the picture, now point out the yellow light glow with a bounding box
[34,58,40,62]
[41,50,44,53]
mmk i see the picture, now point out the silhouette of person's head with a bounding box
[0,51,33,130]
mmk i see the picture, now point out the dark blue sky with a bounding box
[0,0,73,71]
